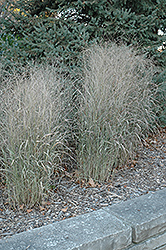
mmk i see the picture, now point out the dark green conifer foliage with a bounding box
[1,0,165,67]
[0,0,165,124]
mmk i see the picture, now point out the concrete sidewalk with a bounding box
[0,188,166,250]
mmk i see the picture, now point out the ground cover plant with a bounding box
[0,64,73,208]
[75,43,158,182]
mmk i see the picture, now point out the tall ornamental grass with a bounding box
[0,65,72,208]
[76,43,158,182]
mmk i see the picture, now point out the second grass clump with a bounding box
[76,43,157,182]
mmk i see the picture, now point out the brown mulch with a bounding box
[0,129,166,240]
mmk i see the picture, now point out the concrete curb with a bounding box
[0,188,166,250]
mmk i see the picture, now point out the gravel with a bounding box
[0,130,166,240]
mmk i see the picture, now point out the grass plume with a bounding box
[76,43,158,181]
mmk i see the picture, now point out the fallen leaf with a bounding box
[61,207,68,212]
[39,206,45,211]
[0,208,3,211]
[81,180,85,185]
[46,201,51,206]
[88,177,96,187]
[27,209,33,213]
[20,204,24,210]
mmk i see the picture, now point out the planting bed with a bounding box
[0,129,166,241]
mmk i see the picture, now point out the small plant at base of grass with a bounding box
[0,64,72,208]
[76,43,158,182]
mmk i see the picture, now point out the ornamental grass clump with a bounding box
[0,64,72,208]
[76,43,158,182]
